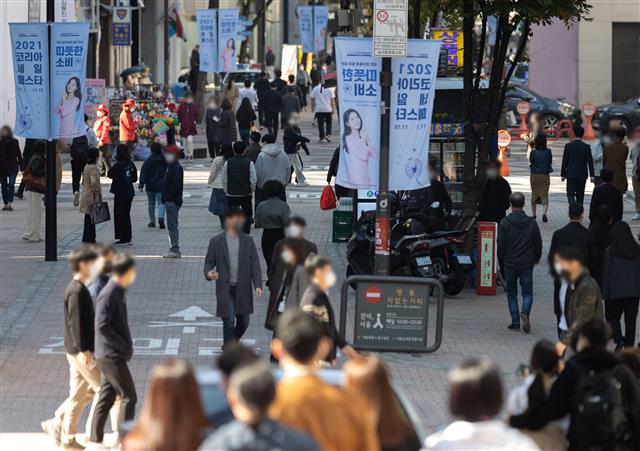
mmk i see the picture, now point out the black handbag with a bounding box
[89,201,110,225]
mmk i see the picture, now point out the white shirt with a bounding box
[239,87,258,110]
[424,420,540,450]
[310,85,335,113]
[559,280,569,331]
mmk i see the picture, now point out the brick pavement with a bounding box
[1,112,638,448]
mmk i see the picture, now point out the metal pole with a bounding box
[257,0,266,69]
[374,57,392,275]
[45,0,57,261]
[163,0,169,85]
[413,0,421,39]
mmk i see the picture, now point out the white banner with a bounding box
[335,38,440,190]
[389,39,440,190]
[297,6,313,53]
[217,8,239,72]
[196,9,217,72]
[50,22,90,140]
[55,0,77,22]
[335,38,381,190]
[313,5,329,53]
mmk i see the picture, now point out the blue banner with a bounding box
[297,6,313,53]
[10,23,50,139]
[50,22,90,140]
[196,9,217,72]
[217,8,239,73]
[313,5,329,53]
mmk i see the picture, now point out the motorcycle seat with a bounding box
[429,230,465,238]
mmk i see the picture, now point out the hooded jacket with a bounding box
[497,210,542,271]
[139,153,167,193]
[255,144,290,188]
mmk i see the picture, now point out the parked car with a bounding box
[505,84,578,133]
[221,69,262,89]
[592,96,640,133]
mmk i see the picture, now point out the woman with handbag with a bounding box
[108,144,137,245]
[22,141,46,242]
[79,148,103,243]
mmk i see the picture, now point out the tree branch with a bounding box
[248,0,275,31]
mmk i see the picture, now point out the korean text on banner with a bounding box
[10,23,50,139]
[313,5,329,53]
[297,6,313,54]
[389,39,440,190]
[196,9,218,72]
[335,37,381,190]
[50,22,90,140]
[218,9,239,73]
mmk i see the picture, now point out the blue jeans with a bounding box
[505,268,533,325]
[221,286,250,344]
[146,191,165,224]
[165,201,180,252]
[1,174,17,204]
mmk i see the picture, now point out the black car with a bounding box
[505,84,578,133]
[593,96,640,133]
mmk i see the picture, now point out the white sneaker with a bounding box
[632,212,640,221]
[296,181,310,187]
[84,442,109,451]
[41,418,61,447]
[73,191,80,207]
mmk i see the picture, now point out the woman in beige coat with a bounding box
[79,148,102,243]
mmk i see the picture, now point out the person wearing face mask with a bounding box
[204,207,263,345]
[255,180,290,273]
[283,112,310,187]
[202,97,223,159]
[478,159,512,224]
[177,92,199,162]
[221,142,257,234]
[529,134,553,222]
[300,254,359,364]
[265,241,305,333]
[87,253,137,449]
[161,144,184,258]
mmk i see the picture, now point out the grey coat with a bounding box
[204,232,262,317]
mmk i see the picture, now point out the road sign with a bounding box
[583,103,597,117]
[516,101,531,116]
[497,129,511,149]
[373,0,408,57]
[365,286,383,304]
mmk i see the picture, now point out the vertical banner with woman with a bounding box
[297,6,314,54]
[313,5,329,53]
[196,9,218,73]
[50,22,90,140]
[217,8,239,73]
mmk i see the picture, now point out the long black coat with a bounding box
[588,182,623,224]
[561,139,594,179]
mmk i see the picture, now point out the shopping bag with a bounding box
[90,201,111,225]
[320,184,337,210]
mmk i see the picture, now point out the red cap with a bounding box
[166,144,180,155]
[96,103,110,114]
[124,98,136,107]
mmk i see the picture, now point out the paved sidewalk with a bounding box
[1,113,638,448]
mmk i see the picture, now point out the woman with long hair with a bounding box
[219,98,237,144]
[344,356,420,451]
[208,143,234,228]
[108,144,137,245]
[221,38,235,72]
[236,97,257,144]
[602,221,640,349]
[221,75,239,110]
[528,133,553,222]
[55,76,82,137]
[79,148,102,243]
[22,140,46,242]
[341,109,376,187]
[124,359,210,451]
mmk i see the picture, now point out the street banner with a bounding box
[50,22,90,140]
[218,8,239,72]
[55,0,77,22]
[84,78,107,117]
[280,44,300,81]
[335,37,381,190]
[389,39,440,190]
[10,23,50,139]
[196,9,218,72]
[297,6,314,53]
[112,6,131,46]
[313,5,329,53]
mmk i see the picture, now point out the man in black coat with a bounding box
[254,72,271,128]
[262,83,283,139]
[588,168,623,225]
[589,204,614,288]
[478,159,512,224]
[561,125,595,206]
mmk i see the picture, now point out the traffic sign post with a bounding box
[497,129,511,177]
[515,100,531,136]
[582,103,597,141]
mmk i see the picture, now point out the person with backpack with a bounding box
[510,319,640,451]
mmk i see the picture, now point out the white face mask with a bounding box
[553,262,563,276]
[165,153,176,164]
[88,263,100,281]
[281,249,295,264]
[285,224,303,239]
[325,270,337,288]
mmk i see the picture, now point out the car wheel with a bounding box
[542,114,560,136]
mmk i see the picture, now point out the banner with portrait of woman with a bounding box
[217,8,239,73]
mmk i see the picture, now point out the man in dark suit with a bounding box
[548,204,596,336]
[588,168,623,225]
[561,125,595,206]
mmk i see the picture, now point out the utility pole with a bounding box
[45,0,56,261]
[163,0,169,85]
[413,0,421,38]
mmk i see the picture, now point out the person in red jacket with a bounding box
[119,99,138,151]
[177,92,199,162]
[94,103,112,175]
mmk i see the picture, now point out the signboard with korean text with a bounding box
[50,22,90,140]
[55,0,77,22]
[477,222,497,295]
[218,9,239,72]
[297,6,314,53]
[313,5,329,53]
[433,30,463,67]
[84,78,106,117]
[112,6,131,46]
[10,23,50,139]
[196,9,218,72]
[373,0,408,57]
[354,281,428,350]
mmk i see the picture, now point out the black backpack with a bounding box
[568,361,632,451]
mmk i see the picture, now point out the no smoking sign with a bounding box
[376,10,389,23]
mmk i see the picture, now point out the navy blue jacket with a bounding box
[162,161,184,207]
[529,148,553,175]
[108,160,138,198]
[139,153,167,192]
[561,139,594,179]
[94,279,133,361]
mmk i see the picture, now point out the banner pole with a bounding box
[45,0,57,262]
[375,56,392,276]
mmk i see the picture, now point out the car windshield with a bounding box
[627,96,640,104]
[226,72,260,84]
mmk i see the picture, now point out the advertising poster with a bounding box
[196,9,218,72]
[335,37,381,190]
[84,78,106,117]
[10,23,50,139]
[217,8,239,73]
[297,6,314,53]
[313,5,329,53]
[50,22,90,140]
[432,30,463,67]
[389,39,440,190]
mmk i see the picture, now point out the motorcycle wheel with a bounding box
[443,258,465,296]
